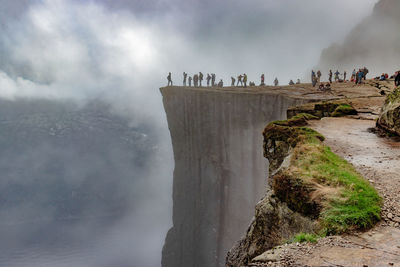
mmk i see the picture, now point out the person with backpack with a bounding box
[237,74,243,86]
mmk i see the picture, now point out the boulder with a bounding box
[377,87,400,135]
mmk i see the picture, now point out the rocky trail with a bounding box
[254,117,400,267]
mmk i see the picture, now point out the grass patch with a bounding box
[385,87,400,105]
[289,136,381,235]
[290,113,320,121]
[293,233,319,243]
[332,104,357,117]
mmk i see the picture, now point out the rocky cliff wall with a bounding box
[160,87,306,267]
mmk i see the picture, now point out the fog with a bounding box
[0,0,385,266]
[319,0,400,78]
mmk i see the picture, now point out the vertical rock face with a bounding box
[160,87,305,267]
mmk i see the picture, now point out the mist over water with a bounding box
[0,0,387,266]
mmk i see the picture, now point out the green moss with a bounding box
[332,104,357,117]
[290,113,320,121]
[293,233,319,243]
[291,140,381,235]
[385,87,400,105]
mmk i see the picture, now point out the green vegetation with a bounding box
[385,87,400,105]
[265,113,381,235]
[292,143,381,234]
[332,104,357,117]
[293,233,319,243]
[290,113,320,121]
[270,113,319,127]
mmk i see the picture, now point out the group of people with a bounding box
[351,67,369,84]
[309,67,369,88]
[168,67,384,89]
[167,72,302,88]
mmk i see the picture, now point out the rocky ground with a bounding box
[179,79,394,103]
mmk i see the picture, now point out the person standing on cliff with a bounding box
[334,70,340,82]
[317,70,322,82]
[167,72,173,86]
[328,70,333,83]
[274,77,279,86]
[193,74,199,87]
[199,72,204,87]
[207,74,211,87]
[237,74,243,86]
[211,73,216,87]
[311,70,316,83]
[188,76,192,87]
[231,77,236,86]
[351,69,356,81]
[243,73,248,88]
[183,72,187,86]
[260,74,265,86]
[312,76,317,87]
[343,71,347,82]
[363,67,369,80]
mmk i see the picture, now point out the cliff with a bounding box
[160,86,308,267]
[160,83,384,267]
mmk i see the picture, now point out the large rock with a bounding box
[225,192,316,267]
[377,87,400,135]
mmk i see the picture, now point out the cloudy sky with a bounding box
[0,0,379,105]
[0,1,380,266]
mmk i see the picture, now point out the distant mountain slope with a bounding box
[318,0,400,74]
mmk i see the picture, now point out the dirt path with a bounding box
[287,118,400,267]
